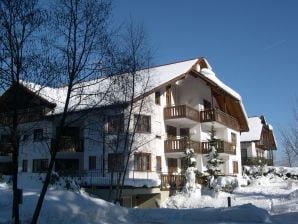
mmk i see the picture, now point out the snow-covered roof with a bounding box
[240,116,275,142]
[22,58,248,121]
[240,117,263,142]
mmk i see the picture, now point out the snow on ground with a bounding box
[1,172,298,223]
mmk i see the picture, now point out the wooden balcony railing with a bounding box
[164,105,200,122]
[52,137,84,152]
[164,138,202,154]
[160,174,186,191]
[202,141,236,155]
[200,109,240,131]
[0,143,13,156]
[241,157,273,166]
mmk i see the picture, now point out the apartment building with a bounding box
[240,116,277,166]
[0,57,250,206]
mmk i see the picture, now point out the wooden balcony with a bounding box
[160,174,186,191]
[200,108,240,131]
[202,141,236,155]
[241,157,273,166]
[164,138,202,154]
[52,137,84,153]
[0,143,13,156]
[164,105,200,122]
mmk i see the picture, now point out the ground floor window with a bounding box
[55,159,79,173]
[134,153,151,171]
[156,156,162,172]
[32,159,48,173]
[22,160,28,172]
[89,156,96,170]
[108,153,124,172]
[233,161,238,174]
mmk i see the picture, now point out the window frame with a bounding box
[22,160,28,172]
[232,161,239,174]
[155,91,161,105]
[134,114,151,133]
[32,159,48,173]
[107,114,124,134]
[156,156,162,172]
[134,153,151,171]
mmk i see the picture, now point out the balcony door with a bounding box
[166,125,177,138]
[167,158,177,173]
[166,85,172,106]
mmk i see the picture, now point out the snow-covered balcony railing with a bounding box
[160,174,207,191]
[241,157,273,166]
[164,138,202,154]
[201,141,236,155]
[200,108,240,131]
[52,136,84,152]
[164,105,200,122]
[0,143,13,156]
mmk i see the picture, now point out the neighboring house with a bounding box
[0,57,249,207]
[240,116,277,166]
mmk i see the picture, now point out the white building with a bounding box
[0,57,250,206]
[240,116,277,166]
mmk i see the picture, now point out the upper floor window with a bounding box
[155,91,161,105]
[134,153,151,171]
[107,115,124,134]
[108,153,124,172]
[203,100,211,109]
[33,129,44,141]
[134,115,151,133]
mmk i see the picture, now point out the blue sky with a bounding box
[113,0,298,162]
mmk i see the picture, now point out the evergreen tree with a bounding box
[205,125,223,189]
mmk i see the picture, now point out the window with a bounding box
[22,160,28,172]
[134,115,151,133]
[134,153,151,171]
[32,159,48,172]
[108,153,124,172]
[156,156,162,172]
[107,115,124,134]
[155,91,161,105]
[233,161,238,174]
[33,129,44,141]
[203,100,211,109]
[89,156,96,170]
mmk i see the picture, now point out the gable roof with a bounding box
[3,57,249,131]
[240,116,276,142]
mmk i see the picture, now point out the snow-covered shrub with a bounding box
[216,176,238,193]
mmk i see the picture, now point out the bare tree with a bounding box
[111,22,152,203]
[30,0,116,223]
[280,99,298,166]
[0,1,48,223]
